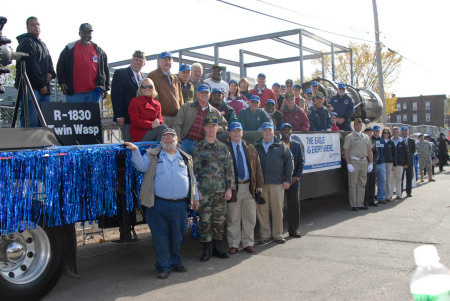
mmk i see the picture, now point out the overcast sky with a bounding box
[2,0,449,98]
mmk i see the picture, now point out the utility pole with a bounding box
[372,0,387,125]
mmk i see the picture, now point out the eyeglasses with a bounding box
[141,85,153,89]
[382,131,389,134]
[306,93,312,95]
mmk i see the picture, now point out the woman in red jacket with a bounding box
[128,78,167,142]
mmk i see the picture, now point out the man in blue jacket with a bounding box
[15,16,56,127]
[280,123,304,237]
[254,122,293,243]
[329,83,354,131]
[308,92,332,131]
[111,50,146,141]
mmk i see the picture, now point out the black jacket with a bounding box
[56,41,110,95]
[111,66,139,124]
[266,110,284,131]
[404,137,416,165]
[287,139,304,191]
[308,105,332,131]
[384,140,396,165]
[254,136,293,185]
[14,33,56,92]
[393,138,409,166]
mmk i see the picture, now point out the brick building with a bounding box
[389,94,446,127]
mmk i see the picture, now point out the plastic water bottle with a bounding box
[410,245,450,301]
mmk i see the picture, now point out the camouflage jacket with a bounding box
[193,139,235,194]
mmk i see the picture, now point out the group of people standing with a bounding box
[344,122,448,211]
[15,18,110,127]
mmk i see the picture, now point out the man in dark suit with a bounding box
[111,50,146,141]
[401,126,415,197]
[280,123,304,237]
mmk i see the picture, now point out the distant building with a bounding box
[389,94,446,127]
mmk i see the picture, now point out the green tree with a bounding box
[310,42,402,106]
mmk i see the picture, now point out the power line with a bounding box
[216,0,425,69]
[216,0,375,43]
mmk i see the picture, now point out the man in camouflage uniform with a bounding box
[416,133,435,182]
[193,116,235,261]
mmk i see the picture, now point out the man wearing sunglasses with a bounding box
[329,83,354,131]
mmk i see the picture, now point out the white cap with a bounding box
[414,245,440,266]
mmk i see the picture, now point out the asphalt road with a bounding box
[44,170,450,301]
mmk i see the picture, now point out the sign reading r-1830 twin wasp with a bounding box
[41,102,102,145]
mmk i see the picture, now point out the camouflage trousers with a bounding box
[418,155,432,177]
[198,192,227,243]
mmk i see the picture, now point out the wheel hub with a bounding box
[0,226,51,284]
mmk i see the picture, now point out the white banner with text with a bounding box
[292,133,341,173]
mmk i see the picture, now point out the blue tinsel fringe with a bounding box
[0,143,199,239]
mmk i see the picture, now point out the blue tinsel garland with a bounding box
[0,143,199,239]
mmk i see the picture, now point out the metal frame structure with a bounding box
[109,28,353,84]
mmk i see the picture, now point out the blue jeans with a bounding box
[180,137,196,155]
[376,163,386,201]
[65,89,101,103]
[145,197,188,272]
[20,89,50,127]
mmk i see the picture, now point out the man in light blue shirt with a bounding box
[124,127,199,279]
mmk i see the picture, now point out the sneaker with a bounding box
[274,238,286,244]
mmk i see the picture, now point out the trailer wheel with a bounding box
[0,225,65,300]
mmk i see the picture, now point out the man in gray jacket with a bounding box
[254,122,294,244]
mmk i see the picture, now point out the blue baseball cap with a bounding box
[228,122,243,131]
[272,82,280,87]
[261,122,274,130]
[293,83,302,89]
[330,112,338,117]
[79,23,93,31]
[229,79,238,86]
[211,88,223,94]
[338,83,346,89]
[373,125,381,131]
[305,88,313,94]
[257,73,266,79]
[197,84,210,93]
[310,81,318,86]
[179,64,191,72]
[280,123,292,130]
[250,95,260,102]
[159,51,172,60]
[266,99,276,106]
[401,126,409,132]
[205,116,218,125]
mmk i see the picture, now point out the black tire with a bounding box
[0,225,65,301]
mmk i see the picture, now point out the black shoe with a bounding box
[173,265,187,273]
[351,207,359,211]
[200,242,210,261]
[358,206,369,210]
[212,240,230,259]
[369,202,378,207]
[289,231,302,238]
[407,194,412,197]
[157,270,169,279]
